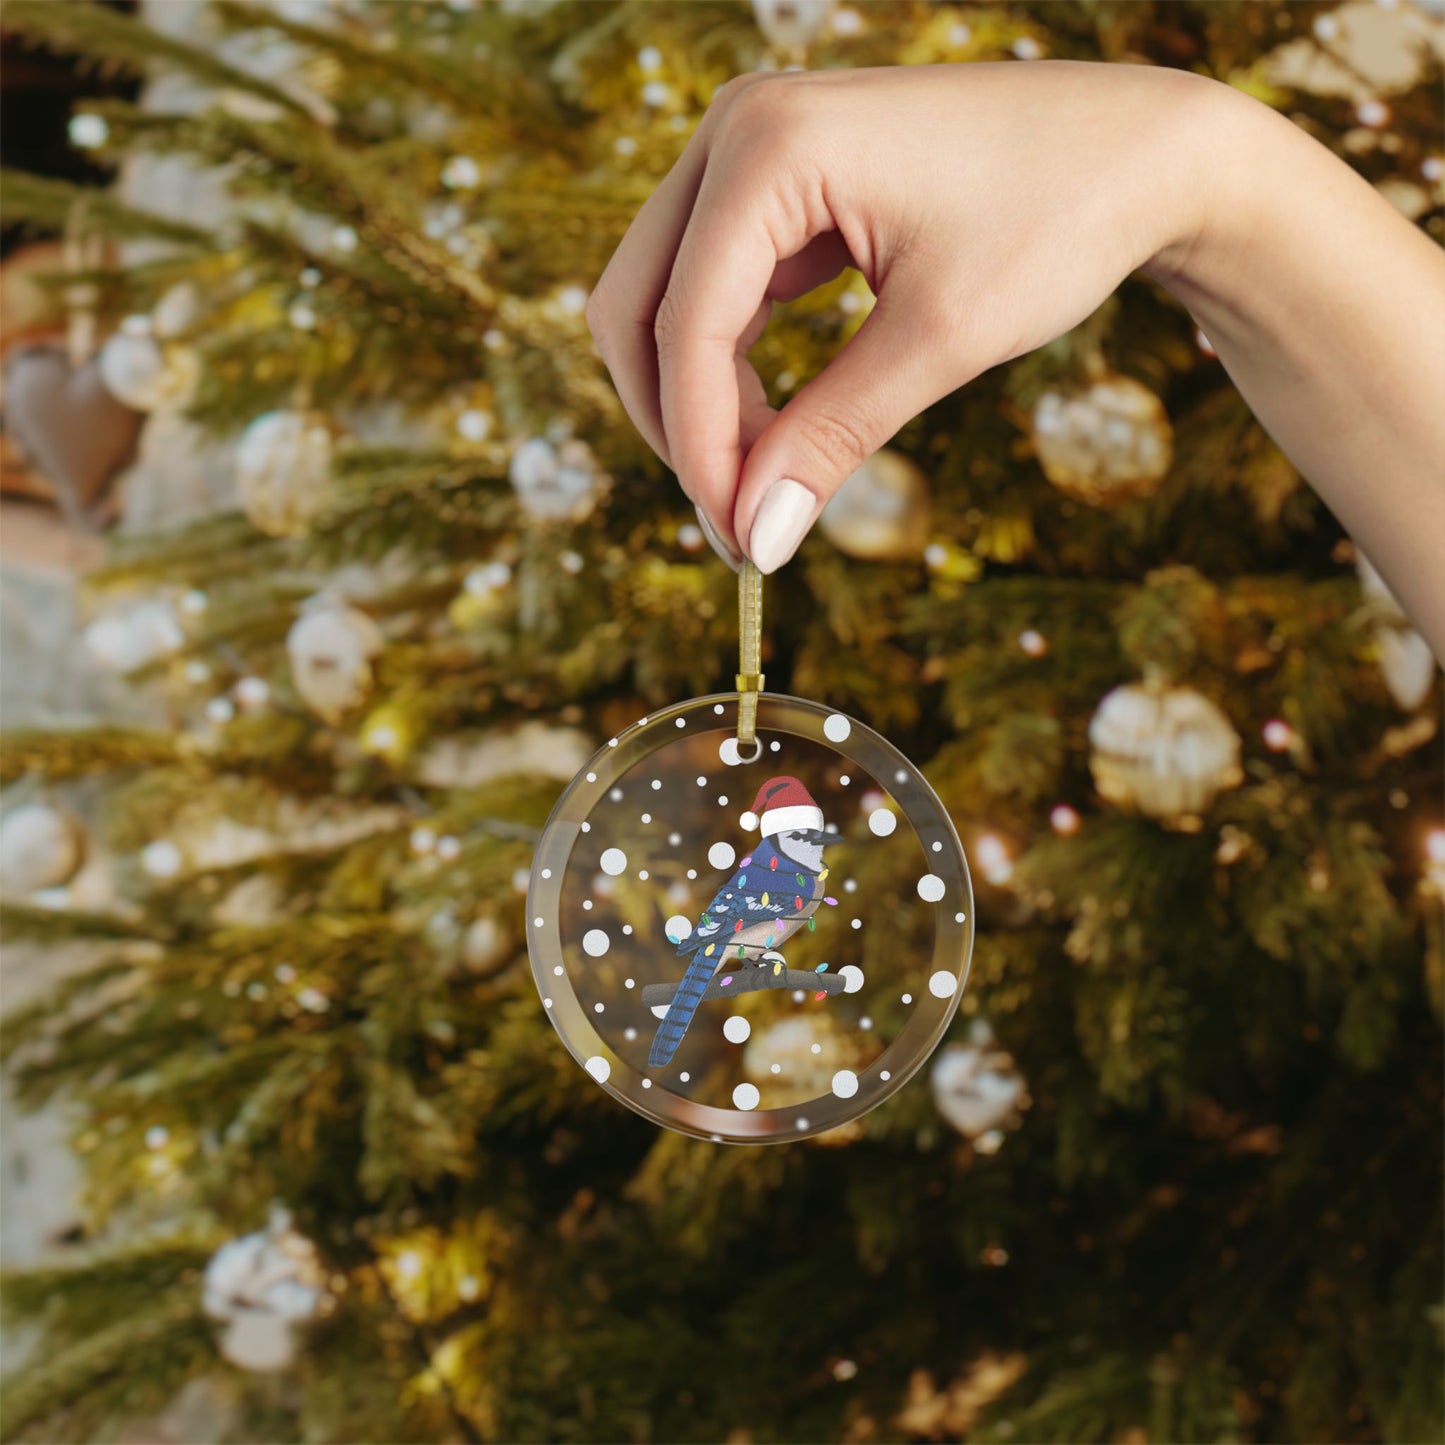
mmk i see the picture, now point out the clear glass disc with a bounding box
[528,693,974,1143]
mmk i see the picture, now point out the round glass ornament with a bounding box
[528,692,974,1143]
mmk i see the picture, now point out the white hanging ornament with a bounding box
[83,598,185,674]
[752,0,836,56]
[818,448,932,562]
[1088,680,1243,824]
[528,659,975,1143]
[1356,553,1437,710]
[930,1020,1029,1147]
[508,434,605,521]
[236,410,335,538]
[1032,372,1173,505]
[97,326,199,413]
[202,1206,326,1373]
[286,596,384,722]
[0,803,85,894]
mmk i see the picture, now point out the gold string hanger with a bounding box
[735,559,764,758]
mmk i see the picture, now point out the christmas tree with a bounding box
[2,2,1442,1441]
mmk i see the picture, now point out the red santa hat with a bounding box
[741,776,824,839]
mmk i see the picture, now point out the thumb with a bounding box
[733,280,965,574]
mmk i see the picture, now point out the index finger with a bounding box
[656,153,809,546]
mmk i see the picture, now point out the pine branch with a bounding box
[2,0,309,116]
[0,170,212,248]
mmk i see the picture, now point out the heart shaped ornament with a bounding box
[3,345,143,527]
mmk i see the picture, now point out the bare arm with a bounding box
[1144,84,1445,659]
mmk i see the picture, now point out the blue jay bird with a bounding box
[648,776,839,1068]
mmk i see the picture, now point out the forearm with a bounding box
[1143,79,1445,660]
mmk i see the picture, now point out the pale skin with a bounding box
[585,61,1445,660]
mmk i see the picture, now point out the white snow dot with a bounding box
[717,796,729,807]
[932,841,943,853]
[584,1056,610,1083]
[544,998,553,1008]
[679,1071,690,1082]
[669,833,682,846]
[902,993,912,1005]
[625,978,635,989]
[844,879,858,893]
[687,869,697,880]
[553,965,563,976]
[714,704,725,714]
[675,718,686,728]
[955,911,967,923]
[651,779,662,791]
[580,822,591,832]
[868,808,897,837]
[641,813,651,824]
[831,1069,859,1099]
[771,1063,782,1073]
[824,714,851,743]
[585,772,596,782]
[665,914,693,942]
[850,919,862,930]
[594,1002,605,1014]
[770,740,781,752]
[582,900,593,911]
[793,990,806,1003]
[839,965,865,994]
[624,1026,636,1039]
[642,1078,652,1088]
[740,810,759,831]
[719,739,742,765]
[929,970,958,999]
[622,924,633,935]
[696,775,707,786]
[582,929,610,957]
[732,1082,760,1110]
[917,874,945,902]
[880,1070,891,1081]
[811,1043,822,1054]
[651,1005,670,1019]
[541,868,552,879]
[796,1118,809,1130]
[860,1016,872,1030]
[533,916,544,928]
[609,787,623,801]
[723,1016,751,1044]
[708,841,737,870]
[638,869,649,880]
[839,774,851,786]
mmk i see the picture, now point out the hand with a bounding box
[585,60,1220,572]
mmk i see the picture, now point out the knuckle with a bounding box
[713,74,803,155]
[791,403,875,474]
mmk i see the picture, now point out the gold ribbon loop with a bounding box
[737,559,764,750]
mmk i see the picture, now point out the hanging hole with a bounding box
[734,736,763,764]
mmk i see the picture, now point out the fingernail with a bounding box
[748,478,816,575]
[695,505,742,571]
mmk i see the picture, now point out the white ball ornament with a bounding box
[1088,681,1243,824]
[1032,372,1173,505]
[818,448,932,561]
[98,330,198,412]
[0,803,84,894]
[508,434,605,521]
[286,597,384,722]
[236,410,335,538]
[930,1022,1030,1142]
[203,1207,326,1373]
[461,915,512,976]
[752,0,836,55]
[83,599,185,674]
[1356,553,1437,710]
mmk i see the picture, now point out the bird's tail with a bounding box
[647,950,715,1068]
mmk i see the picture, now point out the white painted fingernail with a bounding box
[748,478,816,574]
[695,505,742,571]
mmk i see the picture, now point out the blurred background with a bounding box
[0,2,1441,1442]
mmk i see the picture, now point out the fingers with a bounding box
[736,276,969,573]
[585,101,731,469]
